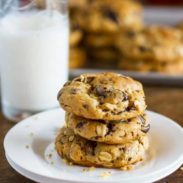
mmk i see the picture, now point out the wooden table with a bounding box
[0,86,183,183]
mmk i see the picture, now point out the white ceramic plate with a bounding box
[4,109,183,183]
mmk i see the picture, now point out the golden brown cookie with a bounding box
[117,26,183,62]
[58,73,146,121]
[69,48,86,69]
[66,113,150,144]
[55,127,149,169]
[75,0,142,33]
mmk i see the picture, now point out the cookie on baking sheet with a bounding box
[118,58,183,74]
[69,48,86,69]
[75,0,142,33]
[58,73,146,121]
[66,113,150,144]
[55,127,149,169]
[117,26,183,62]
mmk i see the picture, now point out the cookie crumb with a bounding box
[25,145,29,149]
[33,116,39,120]
[47,153,52,159]
[82,166,96,172]
[180,167,183,171]
[99,171,111,178]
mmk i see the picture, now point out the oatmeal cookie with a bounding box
[58,73,146,120]
[55,127,149,169]
[117,26,183,62]
[76,0,142,33]
[66,113,150,144]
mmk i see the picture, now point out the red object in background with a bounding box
[147,0,183,5]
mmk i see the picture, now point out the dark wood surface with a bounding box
[0,86,183,183]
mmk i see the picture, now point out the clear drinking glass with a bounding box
[0,0,69,122]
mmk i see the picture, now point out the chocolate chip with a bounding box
[83,104,89,109]
[138,46,151,52]
[93,136,102,140]
[122,92,128,101]
[119,147,125,151]
[76,121,85,128]
[106,123,115,135]
[86,76,95,83]
[128,157,132,161]
[139,115,146,125]
[70,88,79,94]
[86,141,97,155]
[104,8,118,23]
[141,124,150,133]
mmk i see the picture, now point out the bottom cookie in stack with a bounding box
[55,127,149,170]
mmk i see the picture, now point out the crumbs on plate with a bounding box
[82,166,96,172]
[25,145,29,149]
[99,171,112,178]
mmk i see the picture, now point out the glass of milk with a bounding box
[0,0,69,122]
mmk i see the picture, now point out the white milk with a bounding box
[0,10,69,111]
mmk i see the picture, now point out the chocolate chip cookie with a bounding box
[58,73,146,121]
[55,127,149,169]
[75,0,142,33]
[66,113,150,144]
[117,26,183,62]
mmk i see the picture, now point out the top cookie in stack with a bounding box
[58,73,146,121]
[56,73,149,170]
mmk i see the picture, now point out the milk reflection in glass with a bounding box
[0,10,69,121]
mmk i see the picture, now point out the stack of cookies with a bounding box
[117,26,183,74]
[69,0,143,68]
[56,73,150,169]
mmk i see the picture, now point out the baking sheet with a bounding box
[70,7,183,86]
